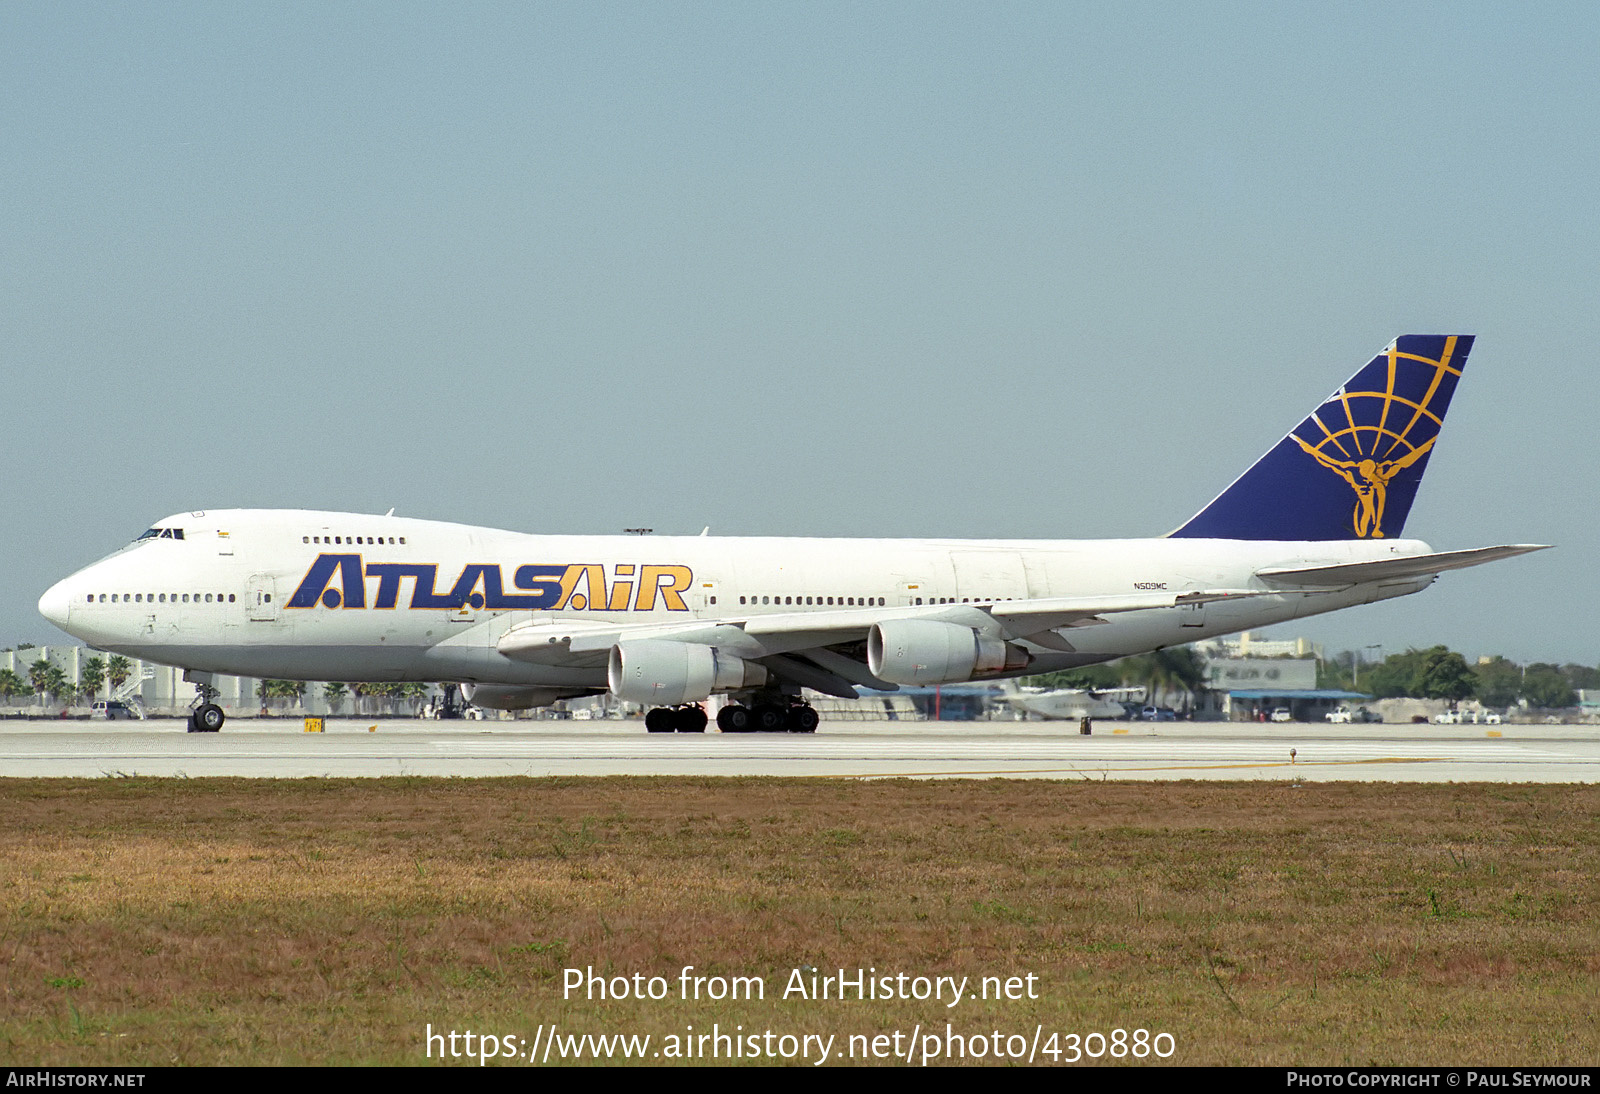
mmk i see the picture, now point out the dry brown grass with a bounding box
[1,778,1596,1065]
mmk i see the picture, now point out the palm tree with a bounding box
[80,656,106,700]
[107,656,133,694]
[401,681,429,716]
[0,668,28,706]
[275,679,306,710]
[1112,646,1209,714]
[324,682,348,715]
[28,658,53,708]
[46,668,75,707]
[258,679,307,712]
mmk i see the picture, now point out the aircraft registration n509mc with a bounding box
[40,335,1546,734]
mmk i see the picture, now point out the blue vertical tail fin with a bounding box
[1170,335,1473,540]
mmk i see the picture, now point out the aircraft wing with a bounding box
[1256,545,1550,587]
[496,589,1266,698]
[497,589,1265,662]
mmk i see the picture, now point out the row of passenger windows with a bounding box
[915,597,1016,604]
[740,595,889,607]
[87,593,237,604]
[736,595,1014,608]
[304,535,405,546]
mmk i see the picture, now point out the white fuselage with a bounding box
[38,509,1435,688]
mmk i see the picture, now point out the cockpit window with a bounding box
[135,528,184,541]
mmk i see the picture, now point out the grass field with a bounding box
[2,777,1596,1066]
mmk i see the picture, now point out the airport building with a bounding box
[1197,631,1324,661]
[1199,652,1370,722]
[0,646,403,718]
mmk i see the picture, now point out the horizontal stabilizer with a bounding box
[1256,544,1550,587]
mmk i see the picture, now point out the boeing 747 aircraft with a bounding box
[39,335,1545,733]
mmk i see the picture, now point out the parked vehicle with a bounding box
[1137,706,1177,722]
[1326,706,1381,724]
[1432,710,1462,724]
[1270,707,1292,723]
[90,700,135,720]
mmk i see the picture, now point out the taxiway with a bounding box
[1,719,1595,781]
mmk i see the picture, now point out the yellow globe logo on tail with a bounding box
[1287,336,1465,539]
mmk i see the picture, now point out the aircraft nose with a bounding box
[38,579,74,630]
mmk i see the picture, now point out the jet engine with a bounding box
[607,641,767,705]
[867,619,1031,686]
[460,684,591,711]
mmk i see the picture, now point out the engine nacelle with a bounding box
[460,684,589,711]
[867,619,1031,686]
[607,641,768,705]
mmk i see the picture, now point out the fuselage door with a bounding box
[248,574,279,622]
[950,551,1028,603]
[690,576,716,614]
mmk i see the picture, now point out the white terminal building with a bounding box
[1194,632,1356,721]
[1,645,396,718]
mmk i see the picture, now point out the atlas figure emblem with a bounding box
[1292,433,1436,538]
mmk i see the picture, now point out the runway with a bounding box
[2,718,1596,780]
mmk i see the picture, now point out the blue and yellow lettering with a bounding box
[473,565,541,610]
[555,564,608,611]
[290,558,695,612]
[448,564,548,611]
[402,564,459,609]
[366,563,438,609]
[636,564,693,612]
[510,565,566,610]
[609,563,635,610]
[287,554,365,609]
[445,565,491,610]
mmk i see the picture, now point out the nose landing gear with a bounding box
[190,703,225,732]
[182,671,227,729]
[186,679,226,733]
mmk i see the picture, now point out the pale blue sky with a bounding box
[5,2,1595,663]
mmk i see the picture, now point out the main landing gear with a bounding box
[642,697,819,735]
[186,681,225,733]
[645,705,708,733]
[714,702,818,734]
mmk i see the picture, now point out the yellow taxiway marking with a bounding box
[817,757,1453,779]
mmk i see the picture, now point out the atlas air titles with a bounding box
[287,555,694,612]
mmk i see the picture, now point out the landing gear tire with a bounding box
[786,705,819,733]
[674,706,708,733]
[194,704,225,733]
[717,705,753,733]
[752,703,787,733]
[645,708,674,733]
